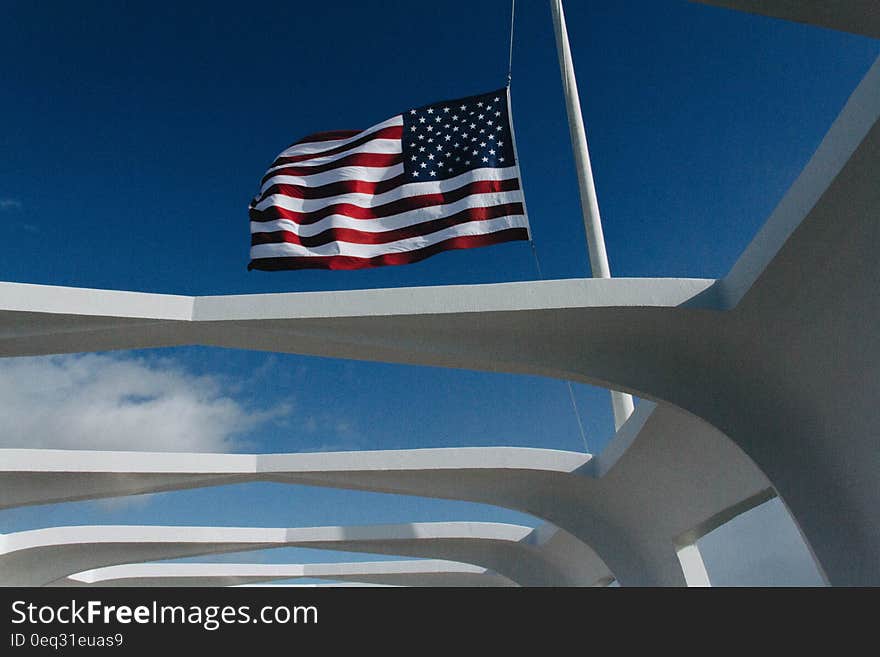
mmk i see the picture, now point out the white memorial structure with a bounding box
[0,1,878,586]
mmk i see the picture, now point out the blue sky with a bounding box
[1,0,877,584]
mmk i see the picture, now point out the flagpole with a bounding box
[550,0,635,431]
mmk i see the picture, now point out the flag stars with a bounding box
[404,92,513,179]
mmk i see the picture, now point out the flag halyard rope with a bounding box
[529,240,591,454]
[507,0,516,87]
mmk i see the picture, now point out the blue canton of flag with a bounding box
[403,88,516,181]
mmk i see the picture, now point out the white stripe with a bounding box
[251,191,525,237]
[276,116,403,158]
[250,215,529,258]
[253,166,522,213]
[266,138,402,175]
[260,164,403,193]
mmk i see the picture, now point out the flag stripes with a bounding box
[252,203,526,247]
[268,127,404,169]
[250,230,529,271]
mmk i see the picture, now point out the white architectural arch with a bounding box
[60,560,516,588]
[0,522,602,587]
[0,401,773,586]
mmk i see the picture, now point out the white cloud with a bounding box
[0,354,288,452]
[0,198,22,210]
[298,410,363,452]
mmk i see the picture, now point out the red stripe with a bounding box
[271,126,403,170]
[258,152,401,179]
[248,228,529,271]
[251,203,525,247]
[255,174,406,204]
[250,178,521,225]
[288,130,360,147]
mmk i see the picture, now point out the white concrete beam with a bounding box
[61,560,515,588]
[0,522,599,587]
[0,401,774,586]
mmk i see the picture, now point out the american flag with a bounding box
[248,88,530,271]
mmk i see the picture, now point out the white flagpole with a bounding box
[550,0,635,430]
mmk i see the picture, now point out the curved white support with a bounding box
[0,402,773,587]
[0,522,602,587]
[61,560,515,588]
